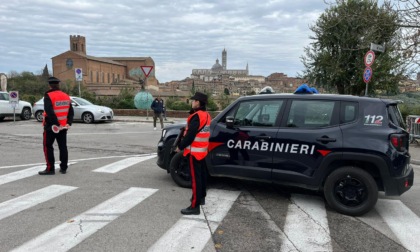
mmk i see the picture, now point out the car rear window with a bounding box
[388,104,406,129]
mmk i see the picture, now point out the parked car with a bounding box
[0,91,32,121]
[33,96,113,123]
[156,92,414,216]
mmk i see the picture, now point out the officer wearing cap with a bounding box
[175,91,212,215]
[39,77,74,175]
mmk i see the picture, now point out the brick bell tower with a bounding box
[69,35,86,54]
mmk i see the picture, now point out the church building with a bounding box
[191,48,249,81]
[51,35,158,96]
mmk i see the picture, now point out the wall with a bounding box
[113,109,220,118]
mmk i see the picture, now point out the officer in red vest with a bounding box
[175,92,211,215]
[39,77,74,175]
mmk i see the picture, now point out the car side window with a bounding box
[340,102,358,124]
[226,99,283,127]
[0,93,8,100]
[287,100,336,128]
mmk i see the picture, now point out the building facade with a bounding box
[52,35,157,96]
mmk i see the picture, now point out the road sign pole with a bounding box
[365,83,369,96]
[78,81,81,97]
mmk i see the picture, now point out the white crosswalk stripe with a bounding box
[148,189,240,252]
[282,194,332,251]
[375,199,420,251]
[93,154,157,173]
[11,187,158,252]
[0,185,77,221]
[0,163,76,186]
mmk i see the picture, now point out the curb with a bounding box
[411,159,420,165]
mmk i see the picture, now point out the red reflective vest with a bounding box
[44,91,71,126]
[183,110,211,160]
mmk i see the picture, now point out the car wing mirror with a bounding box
[71,102,78,107]
[226,116,235,129]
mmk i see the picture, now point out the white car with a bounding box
[0,91,32,121]
[33,96,113,124]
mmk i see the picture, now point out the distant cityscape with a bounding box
[45,35,420,100]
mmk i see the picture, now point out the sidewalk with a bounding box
[113,116,420,165]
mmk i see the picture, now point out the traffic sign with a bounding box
[9,91,19,102]
[75,68,83,81]
[363,67,373,83]
[364,50,375,67]
[141,66,154,78]
[370,43,385,53]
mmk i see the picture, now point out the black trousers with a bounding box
[188,154,207,208]
[43,129,68,172]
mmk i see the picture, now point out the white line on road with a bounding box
[93,155,157,173]
[0,185,77,221]
[0,153,156,170]
[0,163,76,186]
[282,194,332,252]
[147,189,241,252]
[375,199,420,251]
[11,187,158,252]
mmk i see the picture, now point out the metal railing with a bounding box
[406,115,420,143]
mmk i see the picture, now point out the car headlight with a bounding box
[161,129,167,138]
[97,109,104,113]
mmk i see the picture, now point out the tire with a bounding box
[35,110,44,122]
[170,152,192,188]
[0,116,4,122]
[82,112,94,124]
[20,107,32,120]
[324,166,378,216]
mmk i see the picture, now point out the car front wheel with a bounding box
[20,107,32,120]
[35,111,44,122]
[82,112,94,124]
[324,166,378,216]
[170,152,191,188]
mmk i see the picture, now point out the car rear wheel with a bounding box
[35,110,44,122]
[82,112,94,124]
[170,152,191,188]
[324,166,378,216]
[20,107,32,120]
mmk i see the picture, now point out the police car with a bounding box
[156,91,414,216]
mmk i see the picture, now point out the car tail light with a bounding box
[390,134,407,152]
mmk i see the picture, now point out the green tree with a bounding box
[302,0,404,95]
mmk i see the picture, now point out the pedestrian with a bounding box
[38,77,74,175]
[151,96,164,130]
[175,92,211,215]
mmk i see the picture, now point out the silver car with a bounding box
[33,96,113,124]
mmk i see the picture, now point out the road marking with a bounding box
[282,194,332,251]
[375,199,420,251]
[0,185,77,221]
[93,155,157,173]
[147,189,240,252]
[0,154,157,170]
[11,187,158,252]
[0,163,76,186]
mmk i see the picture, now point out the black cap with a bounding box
[190,92,208,104]
[48,77,60,85]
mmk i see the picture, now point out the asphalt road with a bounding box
[0,118,419,252]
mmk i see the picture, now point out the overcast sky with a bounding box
[1,1,344,82]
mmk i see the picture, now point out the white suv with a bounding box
[0,91,32,121]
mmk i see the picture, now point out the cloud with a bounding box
[0,0,326,82]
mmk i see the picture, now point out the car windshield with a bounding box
[72,97,93,106]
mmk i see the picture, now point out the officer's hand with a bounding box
[175,147,180,152]
[65,124,70,130]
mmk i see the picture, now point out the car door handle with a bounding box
[316,137,336,143]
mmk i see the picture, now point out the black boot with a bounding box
[59,169,67,174]
[38,169,55,175]
[181,206,200,215]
